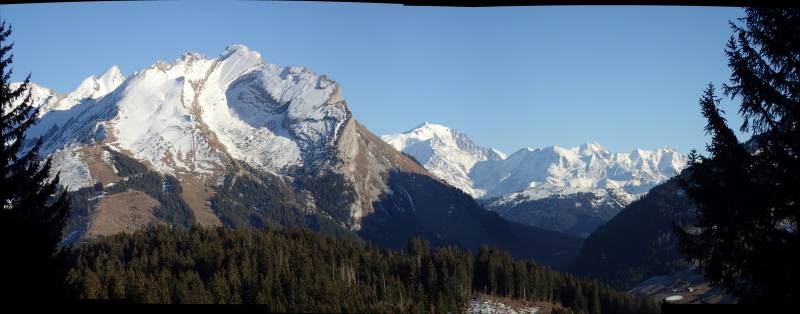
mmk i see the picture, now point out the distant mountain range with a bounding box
[382,123,687,236]
[14,45,581,269]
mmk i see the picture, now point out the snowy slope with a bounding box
[19,45,352,191]
[48,143,94,191]
[201,45,348,171]
[380,122,505,196]
[10,66,124,112]
[59,65,126,110]
[8,66,125,116]
[6,82,61,115]
[473,143,687,201]
[107,45,347,175]
[8,66,127,191]
[383,124,687,203]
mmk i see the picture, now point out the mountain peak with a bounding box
[97,65,125,90]
[408,121,449,133]
[100,65,123,79]
[388,122,479,150]
[55,65,127,110]
[221,44,262,64]
[490,148,507,160]
[658,145,677,152]
[579,141,609,156]
[225,43,252,54]
[412,121,430,129]
[382,123,507,196]
[179,51,206,62]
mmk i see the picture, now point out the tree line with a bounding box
[64,225,658,312]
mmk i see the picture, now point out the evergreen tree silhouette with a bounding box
[676,8,799,303]
[0,20,70,302]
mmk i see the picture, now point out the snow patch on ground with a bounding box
[465,295,539,314]
[665,295,684,302]
[101,150,118,174]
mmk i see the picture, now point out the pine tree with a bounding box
[0,20,70,302]
[676,8,799,303]
[80,270,104,299]
[589,284,602,314]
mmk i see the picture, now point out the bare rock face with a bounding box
[333,118,431,228]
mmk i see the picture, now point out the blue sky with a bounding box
[1,1,745,154]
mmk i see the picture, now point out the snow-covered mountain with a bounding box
[380,122,505,196]
[10,65,126,116]
[476,144,686,201]
[383,123,687,236]
[482,188,636,237]
[383,123,686,202]
[26,46,351,178]
[15,45,582,267]
[20,44,425,229]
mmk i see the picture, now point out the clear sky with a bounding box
[0,1,745,154]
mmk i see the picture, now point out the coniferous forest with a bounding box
[569,178,696,290]
[64,225,658,313]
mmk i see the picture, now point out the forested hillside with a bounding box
[361,171,584,270]
[482,191,628,238]
[64,226,658,312]
[568,177,695,289]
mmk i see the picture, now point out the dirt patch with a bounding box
[176,173,222,227]
[79,145,121,185]
[84,190,163,239]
